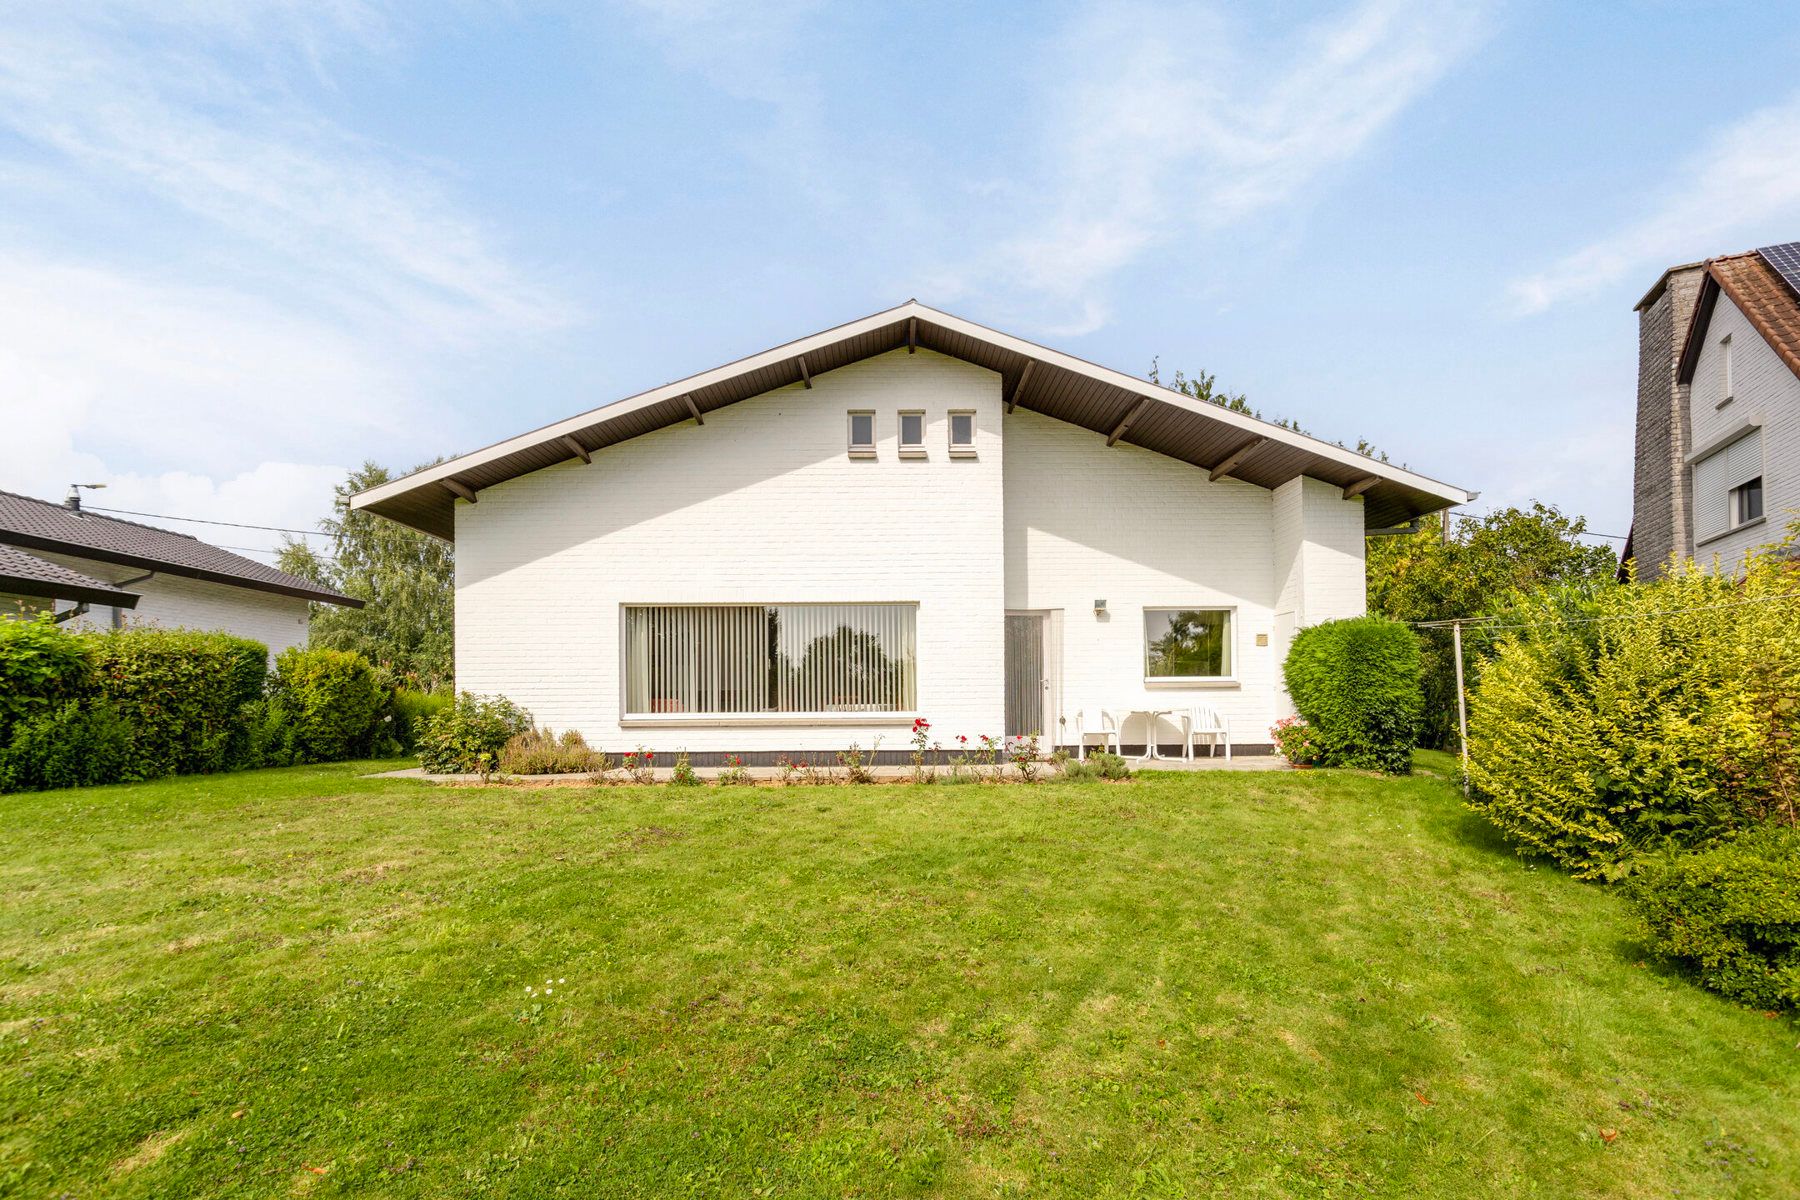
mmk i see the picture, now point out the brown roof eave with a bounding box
[0,531,363,608]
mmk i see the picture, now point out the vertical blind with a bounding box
[1692,429,1762,542]
[624,604,917,715]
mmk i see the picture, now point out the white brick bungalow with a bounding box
[353,302,1470,759]
[0,489,359,659]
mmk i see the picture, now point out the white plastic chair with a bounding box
[1182,705,1232,762]
[1073,709,1122,760]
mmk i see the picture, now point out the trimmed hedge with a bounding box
[269,647,385,763]
[0,617,407,793]
[1282,616,1422,775]
[0,616,95,741]
[1628,828,1800,1010]
[0,699,131,792]
[85,628,271,780]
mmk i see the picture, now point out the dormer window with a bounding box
[948,411,976,457]
[899,411,925,457]
[847,411,875,458]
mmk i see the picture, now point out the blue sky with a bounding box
[3,1,1799,560]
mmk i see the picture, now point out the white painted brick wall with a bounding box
[1687,293,1800,571]
[30,549,311,661]
[1004,410,1276,746]
[455,349,1007,752]
[455,349,1370,754]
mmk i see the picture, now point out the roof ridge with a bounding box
[0,488,203,541]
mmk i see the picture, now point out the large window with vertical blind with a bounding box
[1692,428,1764,542]
[623,604,917,716]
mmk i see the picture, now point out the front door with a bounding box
[1005,613,1048,737]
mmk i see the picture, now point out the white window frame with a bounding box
[1731,475,1764,527]
[1142,605,1238,686]
[1719,334,1734,407]
[948,410,977,457]
[847,410,876,458]
[898,410,926,458]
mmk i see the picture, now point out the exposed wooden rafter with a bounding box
[1106,397,1150,447]
[442,479,478,504]
[1007,359,1036,414]
[798,356,812,389]
[561,436,591,464]
[907,316,917,354]
[1342,475,1380,500]
[1207,436,1268,482]
[681,394,704,425]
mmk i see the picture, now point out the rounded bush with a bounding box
[1628,828,1800,1010]
[270,647,385,763]
[1282,616,1422,774]
[418,693,533,774]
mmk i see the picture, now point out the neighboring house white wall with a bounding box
[29,549,311,660]
[455,349,1007,752]
[1687,293,1800,570]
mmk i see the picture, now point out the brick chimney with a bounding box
[1630,262,1705,579]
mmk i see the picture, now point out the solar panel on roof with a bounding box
[1758,242,1800,298]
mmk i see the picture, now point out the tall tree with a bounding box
[277,462,455,689]
[1367,503,1619,749]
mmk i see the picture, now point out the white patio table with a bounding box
[1126,708,1174,760]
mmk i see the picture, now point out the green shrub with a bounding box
[1628,828,1800,1010]
[84,628,269,780]
[498,726,603,775]
[418,693,532,774]
[0,616,94,740]
[1282,616,1422,775]
[1063,751,1131,781]
[1270,715,1321,766]
[389,688,452,754]
[0,699,131,793]
[1466,551,1800,879]
[268,647,384,763]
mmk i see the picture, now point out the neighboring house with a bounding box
[352,301,1470,758]
[1628,242,1800,578]
[0,489,360,658]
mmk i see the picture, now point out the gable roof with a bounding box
[351,300,1473,540]
[0,543,143,608]
[1677,245,1800,385]
[0,491,361,608]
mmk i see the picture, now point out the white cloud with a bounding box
[934,0,1494,334]
[0,3,569,548]
[1509,91,1800,315]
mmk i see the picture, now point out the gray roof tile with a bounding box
[0,490,360,607]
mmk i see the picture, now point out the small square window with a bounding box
[899,411,925,452]
[948,411,976,455]
[848,411,875,456]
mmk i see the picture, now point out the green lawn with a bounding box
[1,756,1795,1198]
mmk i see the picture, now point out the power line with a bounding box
[87,505,333,538]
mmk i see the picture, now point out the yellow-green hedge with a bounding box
[1466,546,1800,879]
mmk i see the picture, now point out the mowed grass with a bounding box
[1,756,1796,1198]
